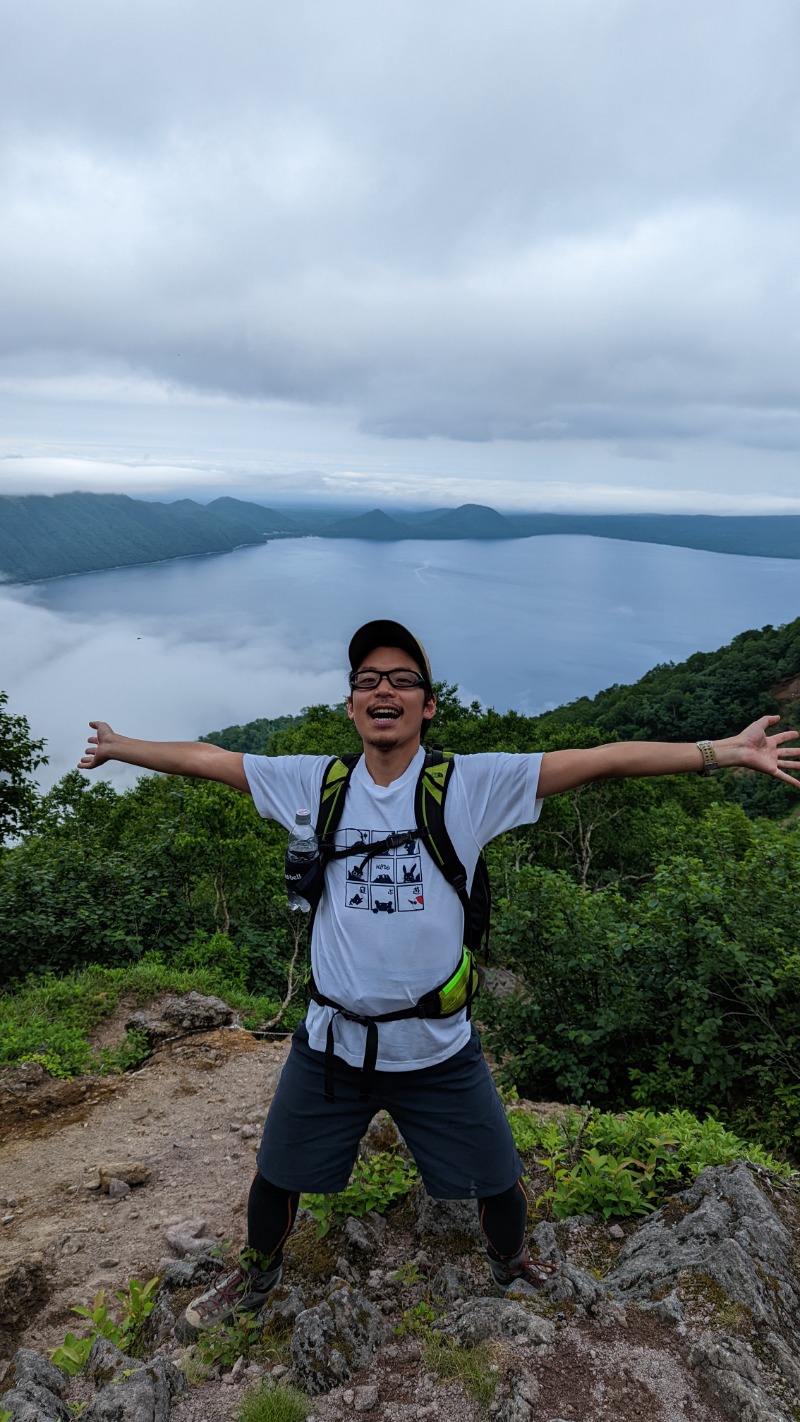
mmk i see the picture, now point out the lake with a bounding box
[3,534,800,789]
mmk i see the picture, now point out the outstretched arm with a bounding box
[538,715,800,799]
[78,721,250,793]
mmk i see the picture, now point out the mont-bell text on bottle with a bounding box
[285,809,319,913]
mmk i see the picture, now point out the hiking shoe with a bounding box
[489,1246,558,1295]
[174,1261,282,1341]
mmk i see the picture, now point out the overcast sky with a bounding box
[2,0,799,513]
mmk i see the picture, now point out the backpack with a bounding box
[315,747,491,957]
[307,748,492,1100]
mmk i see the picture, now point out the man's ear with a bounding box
[422,693,437,724]
[346,695,355,722]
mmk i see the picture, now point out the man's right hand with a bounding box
[79,720,115,771]
[77,721,250,792]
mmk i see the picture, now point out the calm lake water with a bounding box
[5,534,800,787]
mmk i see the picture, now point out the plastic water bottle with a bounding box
[285,809,319,913]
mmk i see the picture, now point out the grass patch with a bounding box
[237,1382,309,1422]
[0,958,287,1079]
[422,1334,498,1405]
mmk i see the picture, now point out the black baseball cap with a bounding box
[348,620,433,689]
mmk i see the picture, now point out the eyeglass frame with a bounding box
[348,667,431,692]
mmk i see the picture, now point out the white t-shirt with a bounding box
[243,746,542,1071]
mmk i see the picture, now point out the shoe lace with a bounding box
[195,1267,249,1317]
[516,1250,557,1287]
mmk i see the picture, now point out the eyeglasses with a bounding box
[349,668,428,691]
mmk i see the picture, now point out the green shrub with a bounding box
[302,1149,419,1237]
[507,1105,792,1220]
[175,931,249,988]
[49,1278,159,1374]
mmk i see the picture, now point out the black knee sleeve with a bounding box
[246,1172,300,1266]
[478,1178,529,1262]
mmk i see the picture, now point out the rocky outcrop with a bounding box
[0,1258,49,1358]
[125,994,234,1043]
[290,1279,390,1394]
[80,1338,184,1422]
[5,1164,800,1422]
[606,1164,800,1421]
[1,1348,69,1422]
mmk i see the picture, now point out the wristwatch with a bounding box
[696,740,719,775]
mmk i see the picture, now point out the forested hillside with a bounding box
[1,616,799,1159]
[3,490,800,582]
[0,492,264,581]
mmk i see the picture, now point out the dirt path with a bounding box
[0,1026,290,1362]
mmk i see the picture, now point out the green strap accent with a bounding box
[418,751,455,868]
[317,755,359,839]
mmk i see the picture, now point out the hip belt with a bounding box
[308,947,481,1101]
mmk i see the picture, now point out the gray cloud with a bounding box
[1,0,799,483]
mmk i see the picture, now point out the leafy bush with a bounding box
[486,811,800,1157]
[175,930,250,987]
[507,1105,792,1220]
[50,1278,159,1374]
[302,1149,419,1237]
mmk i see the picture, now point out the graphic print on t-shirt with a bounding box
[339,827,424,914]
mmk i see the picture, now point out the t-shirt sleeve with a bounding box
[449,752,543,850]
[243,753,328,831]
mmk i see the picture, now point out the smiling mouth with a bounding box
[369,706,401,721]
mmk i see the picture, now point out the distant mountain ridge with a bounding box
[1,490,800,583]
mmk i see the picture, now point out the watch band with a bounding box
[696,740,719,775]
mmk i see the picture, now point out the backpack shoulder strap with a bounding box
[316,753,361,842]
[414,749,471,920]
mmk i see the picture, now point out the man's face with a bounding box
[346,645,436,751]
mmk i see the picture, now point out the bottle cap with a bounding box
[295,809,311,823]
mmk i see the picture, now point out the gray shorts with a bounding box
[257,1020,522,1199]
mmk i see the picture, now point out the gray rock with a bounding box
[429,1261,472,1302]
[606,1164,800,1416]
[343,1215,378,1262]
[3,1353,69,1422]
[353,1384,380,1412]
[164,1221,215,1257]
[107,1179,131,1201]
[414,1194,482,1242]
[290,1281,389,1394]
[495,1371,539,1422]
[83,1336,140,1383]
[144,1293,176,1349]
[1,1384,70,1422]
[126,993,233,1042]
[541,1259,608,1312]
[261,1284,308,1331]
[98,1164,150,1192]
[81,1339,184,1422]
[606,1164,799,1329]
[529,1220,562,1263]
[10,1351,66,1397]
[0,1256,49,1346]
[435,1297,555,1347]
[527,1221,609,1311]
[157,1258,214,1290]
[688,1331,792,1422]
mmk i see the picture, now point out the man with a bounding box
[79,618,800,1337]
